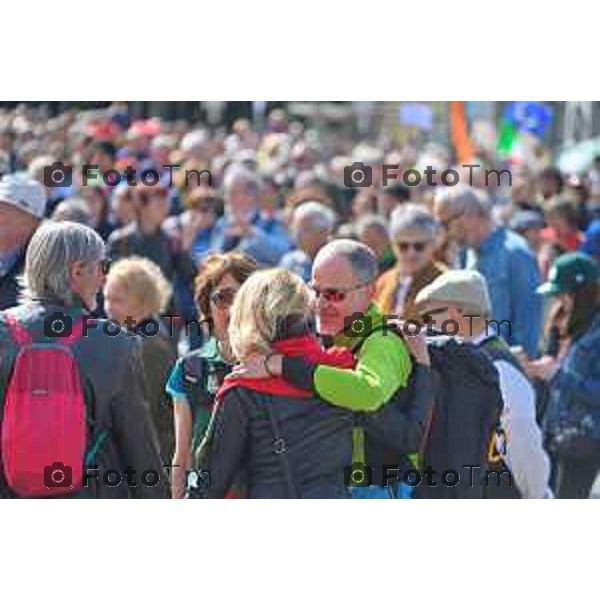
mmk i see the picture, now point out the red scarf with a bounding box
[217,334,356,401]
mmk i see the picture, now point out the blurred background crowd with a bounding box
[1,100,600,497]
[2,101,599,336]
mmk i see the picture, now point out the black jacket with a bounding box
[0,249,26,311]
[136,317,178,465]
[200,386,355,498]
[356,363,436,483]
[0,300,169,499]
[282,353,436,485]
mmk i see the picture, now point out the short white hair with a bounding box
[315,239,378,284]
[23,221,105,305]
[435,184,491,219]
[355,214,389,239]
[223,164,259,198]
[351,144,384,166]
[293,201,336,234]
[180,129,208,154]
[390,203,440,241]
[27,155,55,179]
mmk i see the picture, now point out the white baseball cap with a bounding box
[0,173,47,219]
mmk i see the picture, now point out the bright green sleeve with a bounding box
[313,332,412,412]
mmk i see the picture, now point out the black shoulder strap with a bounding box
[182,352,205,388]
[183,353,219,425]
[236,388,298,498]
[351,324,401,355]
[264,399,299,499]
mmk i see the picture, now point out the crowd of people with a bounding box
[0,102,599,499]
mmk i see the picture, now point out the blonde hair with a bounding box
[228,268,310,361]
[105,256,172,316]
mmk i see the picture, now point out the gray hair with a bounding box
[23,221,105,305]
[223,165,260,198]
[51,198,93,226]
[293,201,336,234]
[355,214,389,239]
[315,239,378,284]
[390,203,440,241]
[435,184,491,219]
[351,144,384,167]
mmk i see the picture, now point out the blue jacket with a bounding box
[211,213,292,266]
[464,227,542,357]
[544,313,600,447]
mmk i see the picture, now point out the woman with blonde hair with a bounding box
[196,268,357,498]
[103,256,177,464]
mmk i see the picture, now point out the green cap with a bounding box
[537,252,599,295]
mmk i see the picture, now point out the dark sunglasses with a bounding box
[100,259,112,275]
[210,287,237,309]
[308,280,372,303]
[397,240,429,253]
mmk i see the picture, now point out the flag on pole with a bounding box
[497,102,553,159]
[449,101,475,164]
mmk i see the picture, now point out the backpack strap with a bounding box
[5,314,32,346]
[183,353,206,392]
[5,314,88,347]
[236,388,298,498]
[54,317,87,347]
[263,398,299,499]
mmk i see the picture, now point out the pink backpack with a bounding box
[1,314,88,497]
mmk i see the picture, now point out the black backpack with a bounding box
[415,336,503,499]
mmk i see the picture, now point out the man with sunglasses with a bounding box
[434,184,542,358]
[231,240,435,499]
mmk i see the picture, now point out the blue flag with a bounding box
[504,102,553,137]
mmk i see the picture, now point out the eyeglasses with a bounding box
[308,280,373,303]
[210,287,237,309]
[100,259,111,276]
[397,240,429,253]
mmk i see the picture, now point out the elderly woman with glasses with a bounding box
[165,252,258,498]
[375,203,446,321]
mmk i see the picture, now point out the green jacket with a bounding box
[284,303,413,464]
